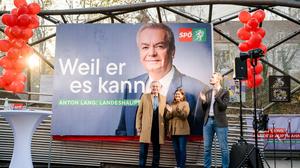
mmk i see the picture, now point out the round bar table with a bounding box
[0,110,52,168]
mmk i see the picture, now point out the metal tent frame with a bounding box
[1,0,299,114]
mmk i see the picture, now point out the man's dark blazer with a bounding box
[115,67,207,136]
[202,88,230,127]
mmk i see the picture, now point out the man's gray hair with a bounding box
[150,80,162,87]
[136,23,175,53]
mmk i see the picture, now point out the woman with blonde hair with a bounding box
[165,88,190,168]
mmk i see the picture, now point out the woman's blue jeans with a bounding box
[172,135,187,168]
[203,117,229,168]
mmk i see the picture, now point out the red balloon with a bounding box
[20,45,34,57]
[247,61,255,78]
[11,8,18,16]
[252,9,265,23]
[247,58,254,65]
[0,57,13,69]
[28,15,39,29]
[15,82,25,93]
[14,0,27,8]
[7,47,21,60]
[0,76,7,88]
[239,11,251,24]
[247,58,259,66]
[0,57,5,67]
[238,42,250,52]
[246,40,255,50]
[247,68,254,80]
[1,14,18,27]
[28,3,41,15]
[254,74,263,86]
[237,27,251,40]
[247,18,259,30]
[0,40,12,52]
[16,73,27,82]
[250,33,262,45]
[247,79,254,88]
[246,74,263,88]
[244,24,251,32]
[15,56,27,70]
[2,69,17,84]
[247,33,262,49]
[247,58,260,68]
[11,39,26,49]
[259,43,267,55]
[255,27,266,38]
[1,14,10,25]
[247,62,254,71]
[17,5,29,16]
[21,28,33,40]
[254,61,263,74]
[10,26,22,38]
[17,14,31,27]
[4,27,14,39]
[4,84,12,91]
[9,80,25,93]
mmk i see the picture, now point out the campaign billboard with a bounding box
[52,23,213,137]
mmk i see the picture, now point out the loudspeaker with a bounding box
[229,140,264,168]
[234,57,247,80]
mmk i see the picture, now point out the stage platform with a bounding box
[1,158,300,168]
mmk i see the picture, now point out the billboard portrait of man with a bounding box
[116,23,210,136]
[53,23,213,137]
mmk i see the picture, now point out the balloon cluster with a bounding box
[237,9,267,88]
[0,0,40,93]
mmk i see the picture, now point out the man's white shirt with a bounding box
[209,89,215,116]
[208,86,221,116]
[144,66,175,96]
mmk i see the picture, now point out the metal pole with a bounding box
[156,7,162,23]
[239,80,243,140]
[251,58,259,168]
[47,126,53,168]
[208,4,213,23]
[27,69,31,101]
[272,121,276,168]
[213,135,217,168]
[288,119,293,168]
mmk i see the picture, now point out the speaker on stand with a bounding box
[234,57,247,80]
[229,57,265,168]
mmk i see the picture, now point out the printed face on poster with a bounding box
[52,23,213,136]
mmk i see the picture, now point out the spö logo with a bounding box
[179,28,207,42]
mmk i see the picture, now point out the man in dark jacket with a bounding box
[200,72,230,168]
